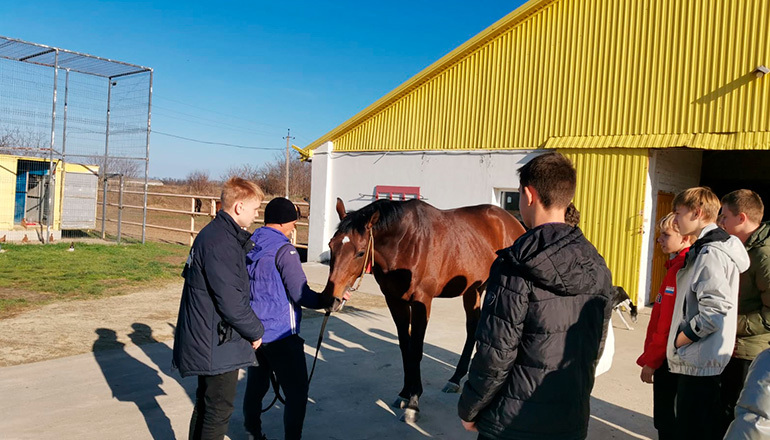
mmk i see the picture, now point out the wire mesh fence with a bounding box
[0,36,152,244]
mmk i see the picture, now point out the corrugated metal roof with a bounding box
[305,0,770,153]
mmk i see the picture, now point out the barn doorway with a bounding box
[700,151,770,221]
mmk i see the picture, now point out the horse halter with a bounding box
[349,227,375,292]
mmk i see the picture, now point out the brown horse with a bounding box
[322,198,526,422]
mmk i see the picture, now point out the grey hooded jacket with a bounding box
[723,347,770,439]
[666,224,750,376]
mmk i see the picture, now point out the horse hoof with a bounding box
[392,397,408,409]
[442,381,460,393]
[400,408,420,423]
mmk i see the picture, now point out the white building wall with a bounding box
[638,148,702,305]
[307,144,540,261]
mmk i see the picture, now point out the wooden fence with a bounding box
[97,186,309,247]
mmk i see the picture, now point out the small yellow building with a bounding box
[0,154,99,241]
[302,0,770,306]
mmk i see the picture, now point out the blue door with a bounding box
[13,171,27,223]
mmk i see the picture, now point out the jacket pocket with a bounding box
[676,341,700,366]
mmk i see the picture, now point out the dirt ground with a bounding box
[0,281,387,367]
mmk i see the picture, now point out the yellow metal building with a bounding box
[303,0,770,304]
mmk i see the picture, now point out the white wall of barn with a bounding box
[307,142,540,261]
[638,148,703,306]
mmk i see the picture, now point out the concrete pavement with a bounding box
[0,263,656,439]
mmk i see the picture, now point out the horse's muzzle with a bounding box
[328,297,346,313]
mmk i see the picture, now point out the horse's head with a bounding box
[322,198,380,311]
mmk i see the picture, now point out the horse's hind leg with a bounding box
[444,286,482,393]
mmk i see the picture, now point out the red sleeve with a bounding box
[637,266,679,370]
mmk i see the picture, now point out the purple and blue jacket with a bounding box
[246,226,330,343]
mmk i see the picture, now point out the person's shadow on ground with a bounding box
[93,328,176,440]
[129,322,195,403]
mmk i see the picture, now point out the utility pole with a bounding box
[283,129,294,198]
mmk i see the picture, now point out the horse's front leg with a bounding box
[400,300,429,423]
[444,287,482,393]
[384,296,413,408]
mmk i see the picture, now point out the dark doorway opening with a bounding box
[700,151,770,221]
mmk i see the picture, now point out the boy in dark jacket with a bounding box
[242,197,349,440]
[172,177,266,440]
[718,189,770,431]
[458,152,613,440]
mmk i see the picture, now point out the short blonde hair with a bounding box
[221,177,264,208]
[721,189,764,224]
[672,187,720,223]
[657,212,696,243]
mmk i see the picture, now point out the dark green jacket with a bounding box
[735,222,770,360]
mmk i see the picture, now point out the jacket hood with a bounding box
[499,222,609,297]
[746,222,770,251]
[248,226,289,258]
[708,236,751,273]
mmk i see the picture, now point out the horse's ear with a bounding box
[335,198,347,221]
[366,211,380,230]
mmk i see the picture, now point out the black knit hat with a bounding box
[264,197,298,224]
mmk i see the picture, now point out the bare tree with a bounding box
[86,155,142,178]
[185,169,212,194]
[220,163,260,183]
[0,128,50,157]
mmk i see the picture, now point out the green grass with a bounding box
[0,242,189,316]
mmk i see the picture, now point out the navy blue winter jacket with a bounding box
[172,211,265,377]
[247,227,332,343]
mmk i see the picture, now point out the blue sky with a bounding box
[0,1,525,179]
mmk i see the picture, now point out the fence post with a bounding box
[117,175,124,244]
[190,197,195,247]
[101,177,108,239]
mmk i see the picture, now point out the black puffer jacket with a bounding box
[172,211,265,377]
[458,223,613,440]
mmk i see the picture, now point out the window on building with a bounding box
[500,190,522,222]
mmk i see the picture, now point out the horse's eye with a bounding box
[355,251,365,258]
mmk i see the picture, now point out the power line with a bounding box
[154,95,285,130]
[153,131,283,151]
[153,109,279,137]
[153,94,314,144]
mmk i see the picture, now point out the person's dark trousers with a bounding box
[189,370,239,440]
[243,334,308,440]
[653,360,678,440]
[676,374,723,440]
[720,356,753,433]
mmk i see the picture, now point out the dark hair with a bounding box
[337,199,408,234]
[518,153,576,209]
[721,189,764,224]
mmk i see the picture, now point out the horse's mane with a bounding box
[337,199,413,234]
